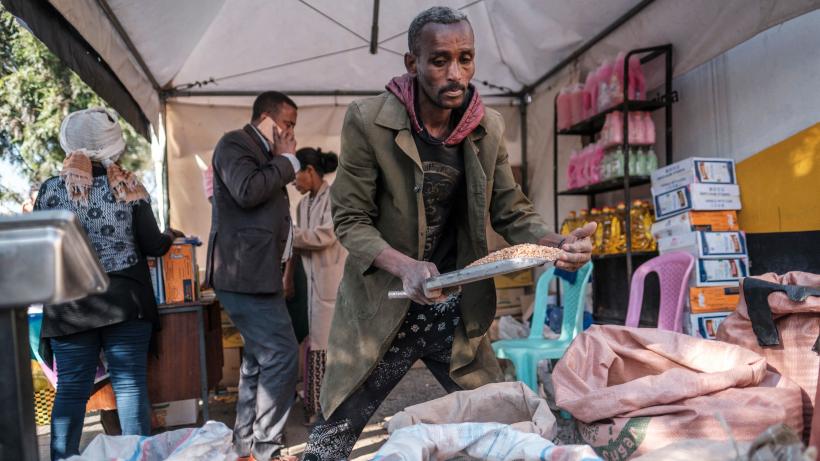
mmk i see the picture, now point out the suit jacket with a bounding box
[321,92,551,418]
[206,124,295,294]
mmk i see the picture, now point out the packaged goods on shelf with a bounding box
[687,311,731,340]
[689,286,740,313]
[651,210,739,239]
[566,144,658,189]
[651,157,737,196]
[657,230,747,259]
[147,257,165,305]
[600,112,656,148]
[692,258,749,286]
[162,241,198,304]
[653,183,741,220]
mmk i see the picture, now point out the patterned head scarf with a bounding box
[58,108,148,205]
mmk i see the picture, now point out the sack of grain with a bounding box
[553,325,803,459]
[717,271,820,442]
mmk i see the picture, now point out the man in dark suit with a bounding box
[206,91,300,461]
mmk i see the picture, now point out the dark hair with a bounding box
[251,91,297,121]
[408,6,470,55]
[296,147,338,177]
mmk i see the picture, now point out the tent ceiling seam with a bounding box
[95,0,161,91]
[377,0,485,45]
[297,0,369,44]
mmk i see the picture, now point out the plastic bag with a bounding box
[65,420,235,461]
[498,315,530,339]
[372,423,602,461]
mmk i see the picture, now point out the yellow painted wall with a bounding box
[737,123,820,233]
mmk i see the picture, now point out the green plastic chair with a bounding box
[492,261,593,392]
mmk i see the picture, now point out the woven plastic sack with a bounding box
[372,423,602,461]
[553,325,804,459]
[717,271,820,440]
[388,381,556,439]
[65,420,235,461]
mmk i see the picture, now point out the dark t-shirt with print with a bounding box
[412,120,466,273]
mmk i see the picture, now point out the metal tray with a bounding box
[0,210,109,308]
[388,257,553,299]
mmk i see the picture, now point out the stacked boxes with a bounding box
[650,157,745,339]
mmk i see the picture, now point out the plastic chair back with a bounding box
[527,262,593,340]
[625,251,695,331]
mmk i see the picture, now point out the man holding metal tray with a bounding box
[303,7,595,460]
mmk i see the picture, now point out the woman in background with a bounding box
[292,147,347,423]
[35,108,182,459]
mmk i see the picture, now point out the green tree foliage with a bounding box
[0,6,149,201]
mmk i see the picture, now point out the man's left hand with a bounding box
[539,222,596,272]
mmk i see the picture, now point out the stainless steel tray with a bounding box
[388,257,553,299]
[0,210,109,308]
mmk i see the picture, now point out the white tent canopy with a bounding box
[6,0,817,249]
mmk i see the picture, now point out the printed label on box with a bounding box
[651,157,737,195]
[162,244,196,304]
[697,258,748,285]
[700,232,747,257]
[689,312,731,340]
[694,159,735,183]
[689,286,740,313]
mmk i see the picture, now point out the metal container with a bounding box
[0,210,109,308]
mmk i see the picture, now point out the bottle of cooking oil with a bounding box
[641,200,657,251]
[609,202,627,254]
[630,199,651,251]
[600,206,615,255]
[560,211,577,235]
[589,208,604,255]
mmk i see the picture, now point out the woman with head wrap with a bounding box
[34,108,183,459]
[291,147,347,424]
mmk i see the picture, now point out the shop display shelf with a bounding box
[558,99,667,136]
[558,176,652,196]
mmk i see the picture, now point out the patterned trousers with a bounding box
[302,295,463,461]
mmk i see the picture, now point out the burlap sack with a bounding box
[553,325,804,459]
[387,381,557,440]
[717,271,820,440]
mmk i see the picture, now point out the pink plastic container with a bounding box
[584,72,598,119]
[557,88,572,131]
[569,84,586,126]
[589,143,605,184]
[596,60,614,112]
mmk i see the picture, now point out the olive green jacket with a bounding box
[321,92,551,418]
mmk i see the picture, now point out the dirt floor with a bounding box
[37,362,577,460]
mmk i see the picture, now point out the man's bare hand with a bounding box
[272,125,297,155]
[555,222,596,271]
[398,260,444,305]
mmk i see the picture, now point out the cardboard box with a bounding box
[651,157,737,195]
[162,243,197,304]
[151,399,198,428]
[220,347,241,387]
[496,287,526,308]
[689,286,740,313]
[651,211,739,239]
[494,269,534,289]
[653,184,741,220]
[658,231,747,259]
[687,312,731,340]
[693,258,749,286]
[147,257,164,305]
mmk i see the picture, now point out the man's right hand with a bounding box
[398,259,444,305]
[272,125,297,156]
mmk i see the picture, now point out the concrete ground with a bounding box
[37,362,577,460]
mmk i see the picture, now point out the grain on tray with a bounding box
[467,244,563,267]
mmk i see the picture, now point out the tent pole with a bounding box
[519,93,531,196]
[370,0,380,54]
[517,0,655,96]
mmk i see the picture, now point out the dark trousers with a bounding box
[50,320,152,460]
[217,289,299,460]
[303,296,463,461]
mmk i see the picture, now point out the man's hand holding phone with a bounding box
[259,115,296,156]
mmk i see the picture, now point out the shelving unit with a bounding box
[552,44,674,324]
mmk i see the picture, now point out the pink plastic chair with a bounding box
[625,251,695,332]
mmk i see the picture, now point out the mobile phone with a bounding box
[257,115,282,145]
